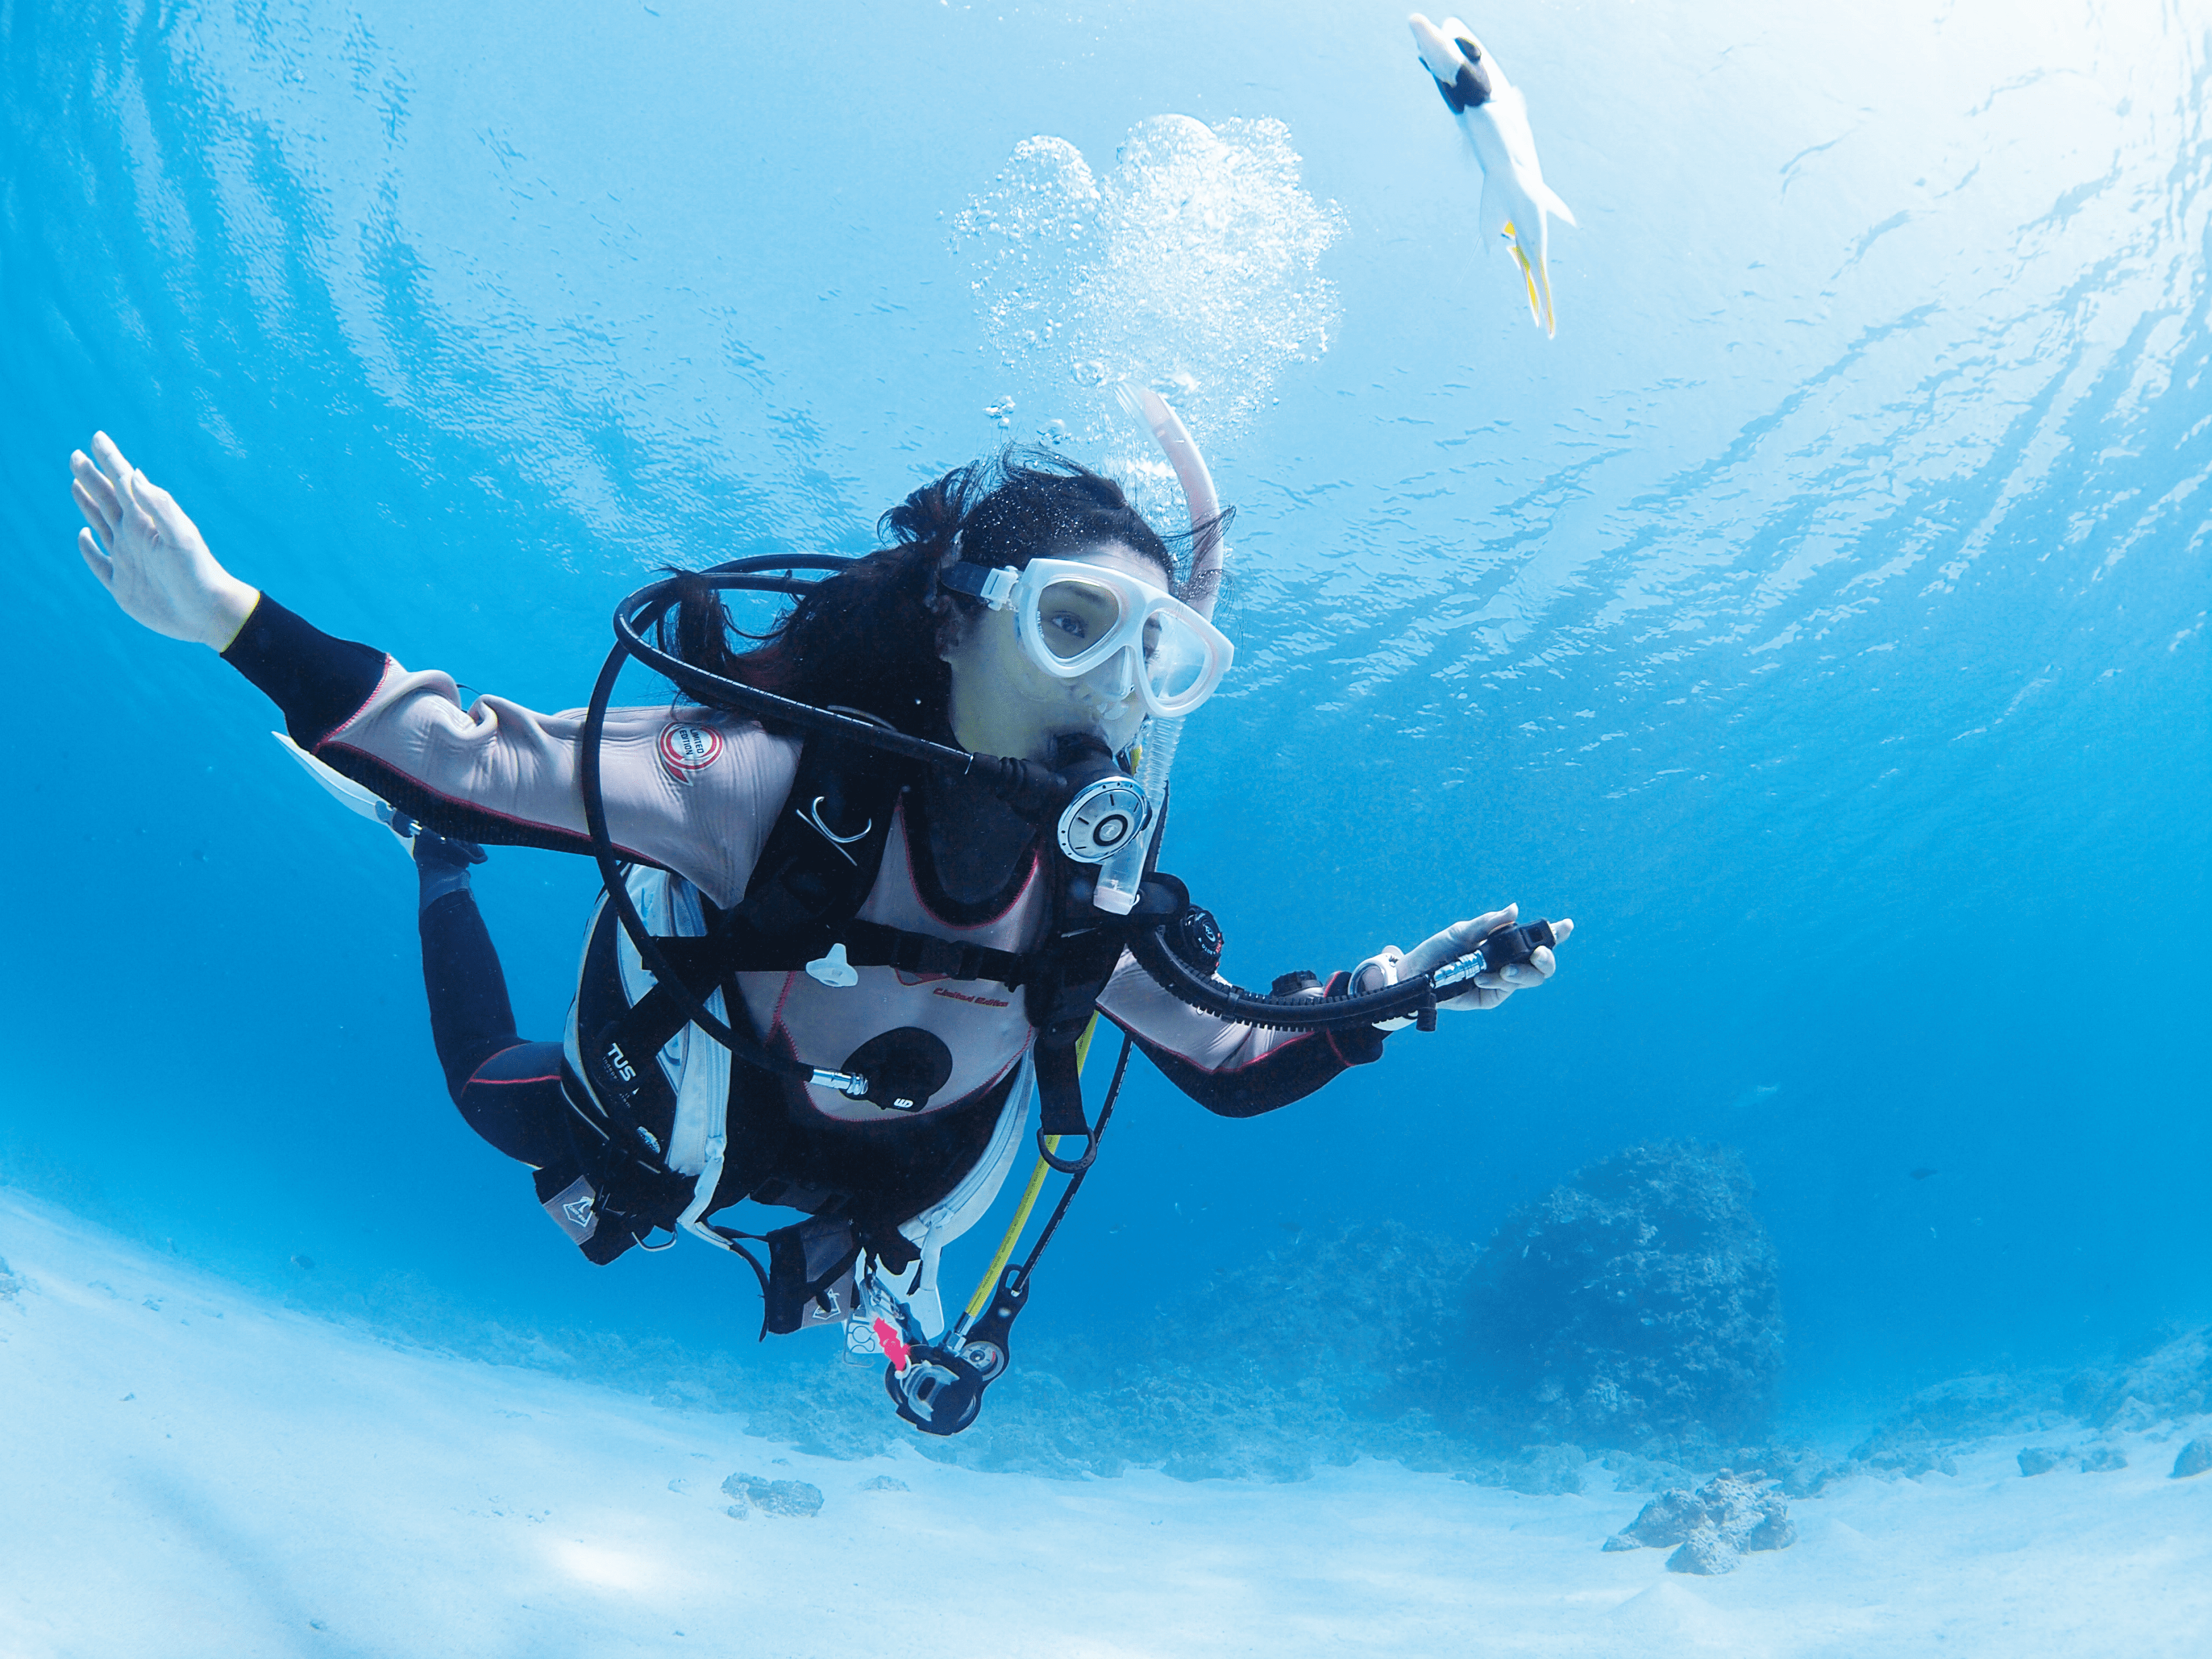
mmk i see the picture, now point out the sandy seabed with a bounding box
[1,1191,2205,1659]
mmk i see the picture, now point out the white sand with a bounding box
[2,1190,2205,1659]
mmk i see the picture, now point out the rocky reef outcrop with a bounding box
[1459,1142,1785,1456]
[1601,1471,1796,1574]
[2064,1326,2211,1430]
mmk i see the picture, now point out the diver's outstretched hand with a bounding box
[71,433,258,648]
[1354,903,1573,1018]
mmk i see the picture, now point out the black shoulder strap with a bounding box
[735,737,905,935]
[1024,795,1179,1170]
[605,741,1054,994]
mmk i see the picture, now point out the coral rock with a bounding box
[1666,1528,1740,1576]
[1742,1505,1796,1552]
[722,1473,825,1517]
[2170,1438,2212,1479]
[1611,1470,1794,1569]
[1619,1487,1710,1548]
[2017,1447,2065,1477]
[2065,1327,2211,1428]
[1462,1143,1784,1454]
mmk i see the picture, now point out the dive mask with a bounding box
[942,557,1234,720]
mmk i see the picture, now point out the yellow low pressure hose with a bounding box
[960,1016,1098,1325]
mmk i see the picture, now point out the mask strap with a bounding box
[938,559,1019,611]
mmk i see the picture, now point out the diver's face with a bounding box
[941,540,1166,763]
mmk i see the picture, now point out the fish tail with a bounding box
[1504,223,1541,329]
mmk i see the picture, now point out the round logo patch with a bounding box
[659,723,724,780]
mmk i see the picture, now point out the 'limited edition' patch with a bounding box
[659,722,724,781]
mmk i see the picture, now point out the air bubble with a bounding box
[957,116,1343,441]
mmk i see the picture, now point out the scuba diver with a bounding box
[68,418,1572,1435]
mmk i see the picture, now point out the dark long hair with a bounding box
[659,450,1227,737]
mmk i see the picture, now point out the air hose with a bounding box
[606,562,1090,822]
[1128,904,1558,1034]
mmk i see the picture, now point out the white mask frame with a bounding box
[944,556,1235,720]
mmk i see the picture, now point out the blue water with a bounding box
[2,0,2206,1434]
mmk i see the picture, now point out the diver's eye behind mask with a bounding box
[942,557,1234,720]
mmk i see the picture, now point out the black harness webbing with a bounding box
[641,917,1036,998]
[580,739,908,1121]
[579,738,1158,1167]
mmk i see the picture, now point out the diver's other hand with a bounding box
[71,432,258,649]
[1354,903,1574,1020]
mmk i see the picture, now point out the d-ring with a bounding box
[798,796,873,865]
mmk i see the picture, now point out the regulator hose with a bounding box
[1127,911,1558,1035]
[607,564,1082,820]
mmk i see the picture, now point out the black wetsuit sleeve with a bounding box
[221,593,390,748]
[1106,971,1388,1120]
[420,888,574,1170]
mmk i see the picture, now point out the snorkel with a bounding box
[1091,384,1228,915]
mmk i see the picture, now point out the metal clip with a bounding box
[1432,949,1492,992]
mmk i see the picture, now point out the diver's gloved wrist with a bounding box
[403,817,488,913]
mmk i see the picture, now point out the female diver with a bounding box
[67,426,1572,1433]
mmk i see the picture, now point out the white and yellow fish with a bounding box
[1408,13,1576,337]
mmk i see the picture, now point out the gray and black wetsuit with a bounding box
[224,594,1389,1288]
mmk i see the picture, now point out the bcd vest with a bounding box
[543,738,1170,1327]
